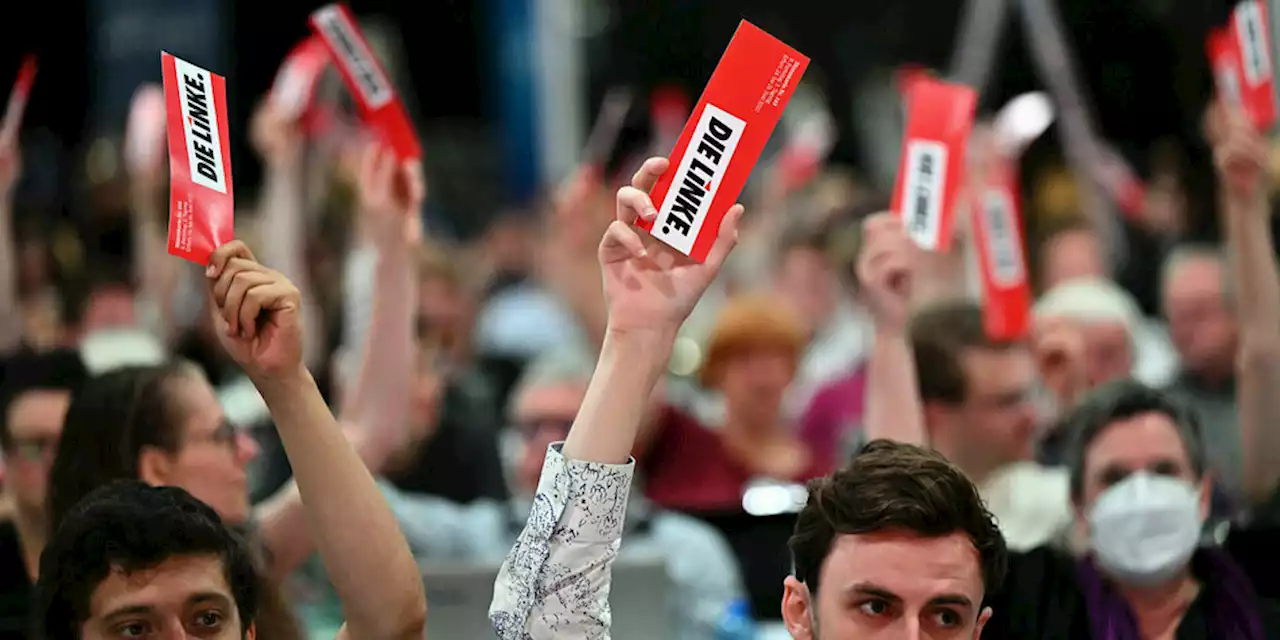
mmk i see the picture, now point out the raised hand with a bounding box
[599,157,743,334]
[357,142,424,248]
[856,212,918,332]
[249,100,305,169]
[206,241,304,381]
[1214,105,1269,203]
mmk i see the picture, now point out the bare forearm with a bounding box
[563,327,675,463]
[865,328,927,445]
[258,163,324,364]
[1224,191,1280,503]
[256,368,426,640]
[0,200,20,351]
[340,244,417,470]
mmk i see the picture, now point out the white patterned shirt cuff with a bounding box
[489,442,635,639]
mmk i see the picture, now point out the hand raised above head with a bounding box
[598,156,743,335]
[206,240,305,381]
[1213,105,1269,203]
[857,212,918,332]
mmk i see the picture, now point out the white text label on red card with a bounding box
[312,6,393,110]
[652,104,746,255]
[981,189,1026,287]
[174,57,228,195]
[901,140,949,250]
[1237,1,1272,86]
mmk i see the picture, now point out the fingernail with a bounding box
[206,264,217,278]
[639,248,648,258]
[644,207,657,220]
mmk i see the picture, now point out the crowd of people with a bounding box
[0,17,1276,640]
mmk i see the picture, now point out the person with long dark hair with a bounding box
[46,229,426,639]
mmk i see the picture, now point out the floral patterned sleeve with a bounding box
[489,442,634,640]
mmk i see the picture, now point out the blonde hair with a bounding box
[699,295,807,389]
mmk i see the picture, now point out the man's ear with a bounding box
[136,445,174,487]
[974,606,992,638]
[244,621,256,639]
[1197,473,1215,521]
[782,576,815,639]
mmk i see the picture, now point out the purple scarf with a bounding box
[1075,549,1263,640]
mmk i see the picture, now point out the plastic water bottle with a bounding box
[714,598,757,639]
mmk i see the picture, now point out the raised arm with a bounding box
[253,145,421,580]
[858,212,928,445]
[1214,110,1280,506]
[205,239,425,640]
[489,157,743,639]
[0,140,21,352]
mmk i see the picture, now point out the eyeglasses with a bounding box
[187,421,243,451]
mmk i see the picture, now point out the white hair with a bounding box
[1033,277,1143,337]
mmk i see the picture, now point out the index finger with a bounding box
[631,157,670,193]
[207,241,256,278]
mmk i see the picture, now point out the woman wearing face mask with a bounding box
[976,379,1280,639]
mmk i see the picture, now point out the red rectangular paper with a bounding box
[271,35,330,122]
[891,76,977,252]
[638,21,809,261]
[1230,0,1277,130]
[972,160,1031,340]
[1,55,37,142]
[309,3,421,160]
[162,52,235,265]
[1208,26,1245,107]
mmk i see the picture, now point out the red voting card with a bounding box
[1,56,37,142]
[271,35,330,122]
[638,21,809,261]
[162,52,235,265]
[309,3,420,160]
[891,76,977,252]
[972,160,1031,340]
[1208,27,1245,108]
[1230,0,1277,130]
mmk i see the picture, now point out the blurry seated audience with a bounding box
[0,349,86,634]
[641,295,826,513]
[905,299,1073,551]
[298,346,743,639]
[770,227,866,419]
[1037,275,1177,387]
[1039,218,1108,292]
[378,338,508,504]
[1161,245,1243,494]
[35,482,263,640]
[781,440,1008,638]
[982,380,1280,638]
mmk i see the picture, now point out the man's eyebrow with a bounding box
[927,593,974,609]
[103,604,154,621]
[845,583,902,602]
[188,591,234,607]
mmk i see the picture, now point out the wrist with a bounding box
[250,365,314,402]
[603,324,679,350]
[873,321,908,341]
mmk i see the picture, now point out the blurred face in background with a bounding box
[719,347,796,426]
[935,346,1038,473]
[4,389,71,515]
[1080,320,1133,387]
[80,285,138,335]
[406,341,447,445]
[140,372,259,525]
[1041,229,1104,291]
[774,245,839,337]
[511,382,585,494]
[1163,256,1237,379]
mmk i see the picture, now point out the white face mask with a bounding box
[1087,472,1203,586]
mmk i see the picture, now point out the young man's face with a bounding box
[782,531,990,639]
[82,554,252,640]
